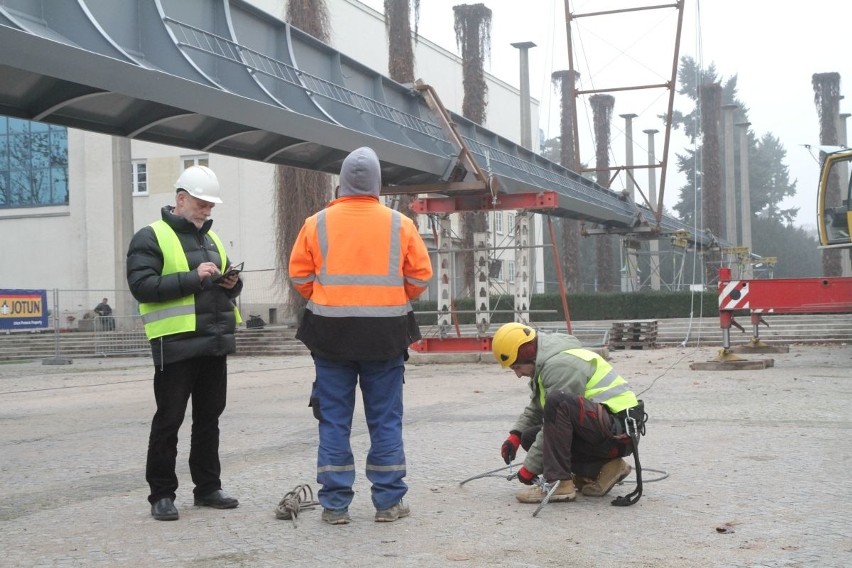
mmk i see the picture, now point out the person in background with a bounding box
[94,297,114,331]
[492,322,640,505]
[127,165,243,521]
[288,146,433,525]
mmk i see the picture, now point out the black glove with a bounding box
[501,431,522,464]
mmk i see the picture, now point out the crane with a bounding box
[817,147,852,249]
[698,147,852,370]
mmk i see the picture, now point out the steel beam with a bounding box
[410,192,560,214]
[410,337,492,353]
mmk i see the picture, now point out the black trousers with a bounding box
[540,390,632,482]
[146,356,227,503]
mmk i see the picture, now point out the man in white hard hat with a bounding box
[127,165,243,521]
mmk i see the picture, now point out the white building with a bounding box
[0,0,544,327]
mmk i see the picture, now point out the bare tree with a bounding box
[699,82,723,283]
[384,0,420,224]
[589,94,616,291]
[275,0,334,323]
[453,3,491,296]
[812,72,843,277]
[552,70,583,292]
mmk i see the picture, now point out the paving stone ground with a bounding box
[0,342,850,567]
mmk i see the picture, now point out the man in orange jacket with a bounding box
[288,146,433,525]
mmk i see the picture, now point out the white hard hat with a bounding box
[175,165,222,204]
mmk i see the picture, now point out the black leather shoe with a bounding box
[151,498,179,521]
[194,489,239,509]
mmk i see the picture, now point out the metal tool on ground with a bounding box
[531,478,560,518]
[275,483,319,527]
[460,457,669,517]
[459,464,517,486]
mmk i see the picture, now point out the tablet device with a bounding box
[214,261,243,283]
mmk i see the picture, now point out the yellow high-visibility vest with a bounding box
[537,348,638,413]
[139,220,241,340]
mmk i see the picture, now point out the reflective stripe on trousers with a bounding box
[311,354,407,511]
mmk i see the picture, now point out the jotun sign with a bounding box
[0,289,49,331]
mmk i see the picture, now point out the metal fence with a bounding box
[92,314,149,356]
[2,271,291,360]
[34,269,290,334]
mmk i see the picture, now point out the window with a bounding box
[182,155,209,169]
[0,116,68,209]
[132,160,148,195]
[507,212,516,235]
[507,260,516,283]
[493,211,503,234]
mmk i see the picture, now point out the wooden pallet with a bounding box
[609,319,658,350]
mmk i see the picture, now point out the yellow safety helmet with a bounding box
[492,322,537,368]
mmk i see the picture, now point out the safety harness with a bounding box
[611,399,648,506]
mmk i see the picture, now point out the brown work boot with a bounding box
[572,475,595,492]
[515,480,576,504]
[375,501,410,522]
[581,458,631,497]
[321,508,351,525]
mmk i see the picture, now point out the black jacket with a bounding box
[126,206,242,366]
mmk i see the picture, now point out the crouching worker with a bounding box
[493,323,643,505]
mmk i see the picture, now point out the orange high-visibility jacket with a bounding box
[289,195,433,360]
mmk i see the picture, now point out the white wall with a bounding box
[0,0,538,305]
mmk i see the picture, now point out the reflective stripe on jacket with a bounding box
[290,196,430,316]
[288,195,432,360]
[536,348,638,413]
[139,220,232,340]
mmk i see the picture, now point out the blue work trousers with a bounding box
[310,355,407,511]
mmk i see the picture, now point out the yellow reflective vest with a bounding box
[537,348,638,413]
[139,220,241,340]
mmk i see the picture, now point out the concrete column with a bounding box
[511,41,539,299]
[722,104,739,248]
[621,113,638,291]
[112,136,134,324]
[511,41,536,149]
[643,128,661,291]
[735,122,753,279]
[838,112,852,277]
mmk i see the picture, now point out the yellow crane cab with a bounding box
[817,147,852,248]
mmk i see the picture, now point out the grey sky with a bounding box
[360,0,850,231]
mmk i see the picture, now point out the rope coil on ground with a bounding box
[275,484,319,526]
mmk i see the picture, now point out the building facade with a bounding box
[0,0,542,327]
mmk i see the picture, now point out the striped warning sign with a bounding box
[718,281,749,310]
